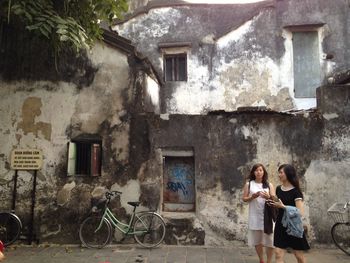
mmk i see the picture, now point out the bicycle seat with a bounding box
[127,202,140,207]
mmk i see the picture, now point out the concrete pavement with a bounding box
[2,244,349,263]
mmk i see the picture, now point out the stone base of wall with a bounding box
[164,218,205,245]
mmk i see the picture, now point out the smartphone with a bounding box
[270,196,279,202]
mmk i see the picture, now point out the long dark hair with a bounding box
[248,163,269,189]
[278,164,303,198]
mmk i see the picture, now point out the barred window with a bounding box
[164,53,187,81]
[67,135,102,176]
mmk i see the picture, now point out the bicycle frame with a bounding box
[94,207,150,236]
[79,190,166,249]
[328,201,350,256]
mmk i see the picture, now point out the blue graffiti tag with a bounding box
[166,182,188,195]
[172,166,193,185]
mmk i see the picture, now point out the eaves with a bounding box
[208,107,319,117]
[113,0,275,31]
[101,28,163,86]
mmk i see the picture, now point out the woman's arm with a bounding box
[271,198,303,214]
[295,199,304,216]
[242,182,259,202]
[269,183,275,197]
[259,183,275,200]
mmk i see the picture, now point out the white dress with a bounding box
[247,180,274,247]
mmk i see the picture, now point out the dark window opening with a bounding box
[67,135,102,176]
[164,54,187,81]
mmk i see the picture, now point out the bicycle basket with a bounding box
[91,199,107,213]
[327,203,349,223]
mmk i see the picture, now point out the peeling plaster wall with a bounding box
[115,0,350,114]
[142,84,350,245]
[0,42,151,242]
[0,0,349,246]
[306,85,350,243]
[145,76,160,113]
[144,111,324,245]
[0,52,348,246]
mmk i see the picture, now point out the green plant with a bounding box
[1,0,128,53]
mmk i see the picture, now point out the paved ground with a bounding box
[2,244,349,263]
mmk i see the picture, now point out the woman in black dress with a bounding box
[269,164,309,263]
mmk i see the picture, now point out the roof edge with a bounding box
[101,29,163,87]
[113,0,274,25]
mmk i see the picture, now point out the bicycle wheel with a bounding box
[0,212,22,246]
[133,212,166,248]
[79,216,112,248]
[331,222,350,255]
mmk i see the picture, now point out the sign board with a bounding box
[10,149,43,170]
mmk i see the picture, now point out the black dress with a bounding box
[273,185,310,250]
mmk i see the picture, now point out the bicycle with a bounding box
[79,190,166,249]
[327,201,350,256]
[0,211,22,246]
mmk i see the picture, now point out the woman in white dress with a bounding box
[242,163,275,263]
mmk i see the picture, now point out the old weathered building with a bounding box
[115,0,349,114]
[111,0,350,245]
[0,0,349,246]
[0,23,161,243]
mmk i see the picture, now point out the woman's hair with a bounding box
[248,163,269,189]
[278,164,303,198]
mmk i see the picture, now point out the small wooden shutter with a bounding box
[293,31,321,98]
[67,142,76,176]
[90,143,101,177]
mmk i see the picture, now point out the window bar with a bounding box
[172,57,175,81]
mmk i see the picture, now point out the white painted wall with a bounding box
[0,42,133,214]
[115,5,342,114]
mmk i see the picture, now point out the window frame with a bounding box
[163,53,188,82]
[292,30,321,98]
[284,24,324,99]
[67,137,102,177]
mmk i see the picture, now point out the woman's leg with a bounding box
[265,247,274,263]
[255,244,264,262]
[275,247,285,263]
[293,250,306,263]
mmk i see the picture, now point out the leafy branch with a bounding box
[1,0,128,53]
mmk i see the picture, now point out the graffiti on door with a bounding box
[163,156,195,212]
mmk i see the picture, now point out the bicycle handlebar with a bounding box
[105,190,122,199]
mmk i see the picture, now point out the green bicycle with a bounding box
[79,190,166,249]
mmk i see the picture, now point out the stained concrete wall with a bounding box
[0,1,349,246]
[114,0,350,113]
[1,75,347,245]
[140,84,349,245]
[309,85,350,242]
[0,35,159,242]
[144,112,321,244]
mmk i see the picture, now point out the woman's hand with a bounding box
[251,191,260,199]
[259,191,270,199]
[268,197,285,209]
